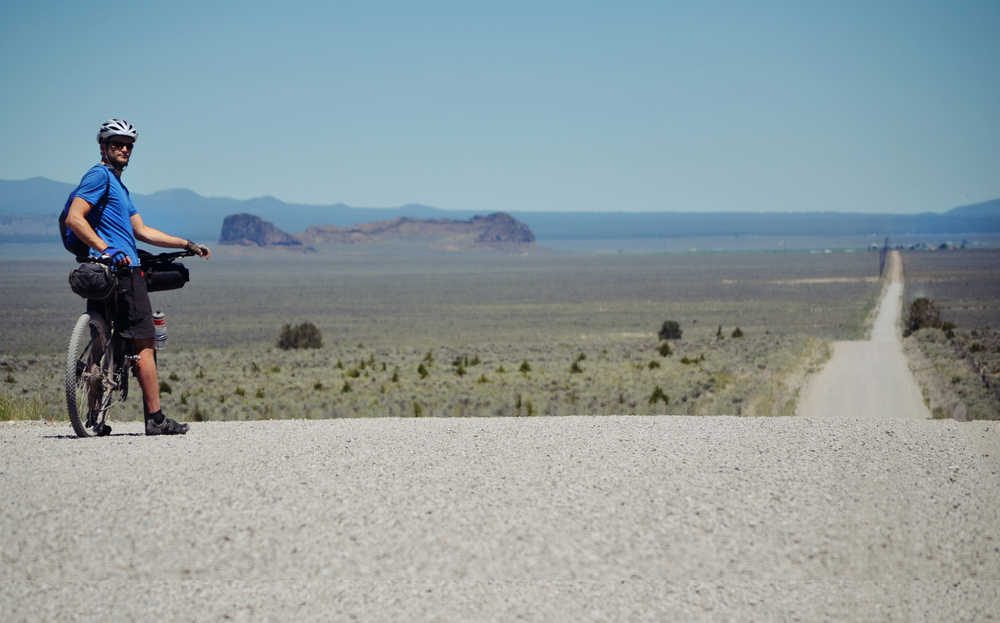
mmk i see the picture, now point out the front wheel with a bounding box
[65,313,113,437]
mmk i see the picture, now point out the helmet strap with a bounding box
[99,142,126,175]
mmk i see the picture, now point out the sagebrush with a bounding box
[278,322,323,350]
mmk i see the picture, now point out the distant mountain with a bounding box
[0,178,466,243]
[1,176,998,244]
[220,212,534,251]
[948,198,1000,218]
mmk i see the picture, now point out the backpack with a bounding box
[59,167,111,259]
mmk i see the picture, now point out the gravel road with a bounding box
[797,251,931,419]
[3,252,998,621]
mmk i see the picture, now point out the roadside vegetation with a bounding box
[901,250,1000,421]
[1,246,887,421]
[901,297,1000,420]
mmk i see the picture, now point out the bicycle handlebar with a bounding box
[138,249,198,264]
[85,248,198,268]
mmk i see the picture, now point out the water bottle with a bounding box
[153,310,167,349]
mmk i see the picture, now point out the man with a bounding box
[64,118,210,435]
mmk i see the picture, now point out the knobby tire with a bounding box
[65,313,113,438]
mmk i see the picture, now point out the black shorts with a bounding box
[87,268,155,341]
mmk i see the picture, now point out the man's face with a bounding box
[104,137,135,168]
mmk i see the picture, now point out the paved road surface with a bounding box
[2,252,998,621]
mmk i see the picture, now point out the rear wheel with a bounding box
[65,313,113,438]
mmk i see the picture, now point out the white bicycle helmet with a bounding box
[97,118,138,144]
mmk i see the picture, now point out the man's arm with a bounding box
[131,214,211,257]
[65,197,110,253]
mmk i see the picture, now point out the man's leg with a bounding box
[133,338,160,414]
[134,338,188,435]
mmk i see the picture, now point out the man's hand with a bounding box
[185,240,211,258]
[101,246,130,266]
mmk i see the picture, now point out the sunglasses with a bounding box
[107,141,134,150]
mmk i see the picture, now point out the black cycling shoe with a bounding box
[145,415,189,436]
[96,424,112,436]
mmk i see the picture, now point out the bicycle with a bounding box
[65,249,196,438]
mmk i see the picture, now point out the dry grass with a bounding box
[1,245,886,422]
[904,328,1000,421]
[900,249,1000,421]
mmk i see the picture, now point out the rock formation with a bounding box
[218,213,302,247]
[221,211,534,250]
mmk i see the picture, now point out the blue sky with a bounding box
[2,1,997,213]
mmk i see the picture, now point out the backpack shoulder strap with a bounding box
[89,165,112,222]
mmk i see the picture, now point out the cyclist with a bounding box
[64,118,210,435]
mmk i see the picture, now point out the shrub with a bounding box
[905,298,941,337]
[648,386,669,406]
[570,360,583,374]
[191,403,208,421]
[519,360,531,374]
[413,402,423,417]
[731,327,744,338]
[341,381,352,393]
[477,374,489,384]
[235,387,246,396]
[168,372,180,381]
[418,363,429,379]
[716,325,724,340]
[391,367,400,382]
[346,367,361,378]
[455,364,467,377]
[277,322,323,350]
[648,360,660,369]
[658,320,682,341]
[658,341,673,357]
[159,380,172,394]
[255,388,265,399]
[313,381,324,390]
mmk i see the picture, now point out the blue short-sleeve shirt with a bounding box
[67,164,140,265]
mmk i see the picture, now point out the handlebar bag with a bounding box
[68,263,116,300]
[145,262,190,292]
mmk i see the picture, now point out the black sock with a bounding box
[147,409,165,424]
